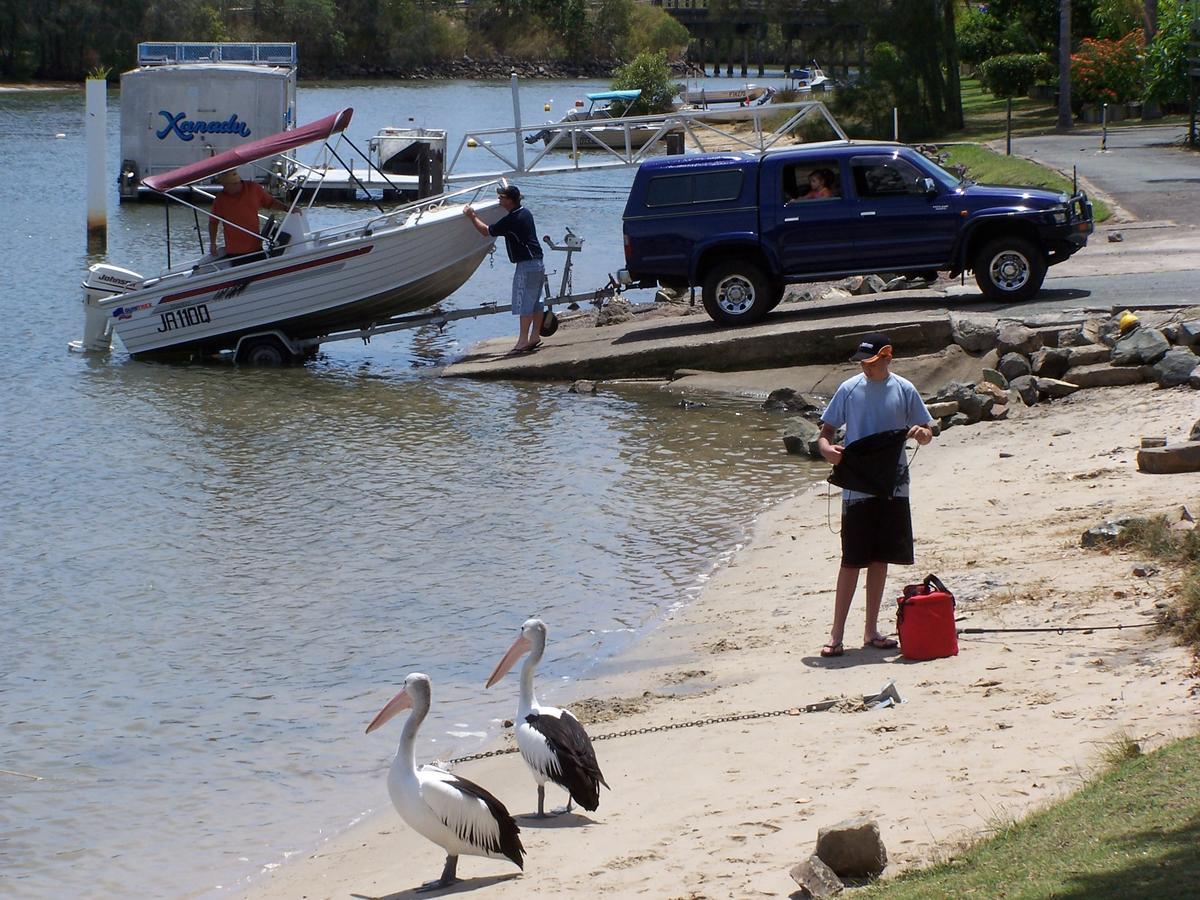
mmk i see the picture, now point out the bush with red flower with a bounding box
[1071,29,1145,107]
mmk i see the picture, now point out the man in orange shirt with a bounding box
[208,169,288,264]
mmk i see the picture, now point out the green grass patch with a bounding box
[859,734,1200,899]
[937,144,1112,222]
[1116,516,1200,648]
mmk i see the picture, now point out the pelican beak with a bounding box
[365,688,413,734]
[485,634,533,688]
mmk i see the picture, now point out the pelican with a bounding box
[485,618,609,817]
[366,672,525,890]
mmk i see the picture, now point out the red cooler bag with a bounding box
[896,574,958,661]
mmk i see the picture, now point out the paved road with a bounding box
[1008,125,1200,226]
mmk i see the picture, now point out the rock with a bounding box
[1036,377,1080,399]
[654,286,687,305]
[815,816,887,879]
[846,274,887,295]
[1081,515,1139,547]
[595,298,634,327]
[783,418,824,458]
[1059,319,1105,347]
[1010,374,1038,406]
[569,379,597,394]
[677,399,706,409]
[998,352,1032,382]
[1065,344,1111,367]
[1140,437,1167,448]
[981,368,1008,389]
[1064,363,1149,389]
[1111,327,1170,365]
[883,276,908,291]
[1178,320,1200,348]
[1192,365,1200,390]
[930,381,988,421]
[949,315,997,353]
[1107,231,1124,242]
[926,400,959,419]
[789,854,844,898]
[1098,316,1124,348]
[1031,347,1071,380]
[974,381,1007,401]
[1162,324,1180,344]
[1137,441,1200,474]
[996,324,1042,356]
[1190,420,1200,442]
[793,286,828,303]
[1153,348,1200,387]
[946,412,973,428]
[763,388,820,415]
[1133,564,1159,577]
[989,402,1009,421]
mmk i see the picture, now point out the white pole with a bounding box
[892,107,899,142]
[86,78,107,252]
[511,72,525,175]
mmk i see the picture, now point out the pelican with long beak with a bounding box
[485,618,609,817]
[366,672,525,890]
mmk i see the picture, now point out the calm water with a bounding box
[0,77,818,898]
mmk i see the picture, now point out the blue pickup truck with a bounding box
[620,141,1094,325]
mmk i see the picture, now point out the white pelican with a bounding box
[485,618,609,817]
[366,672,525,890]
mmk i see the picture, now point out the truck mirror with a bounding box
[923,177,937,197]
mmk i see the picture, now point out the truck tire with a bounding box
[973,236,1046,303]
[237,336,291,366]
[702,259,773,326]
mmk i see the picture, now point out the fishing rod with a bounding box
[957,622,1156,635]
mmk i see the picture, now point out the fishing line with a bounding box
[957,622,1156,635]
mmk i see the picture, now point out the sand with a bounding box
[241,381,1199,900]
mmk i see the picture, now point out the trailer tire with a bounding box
[237,336,291,366]
[701,259,772,326]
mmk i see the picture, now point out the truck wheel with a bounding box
[702,260,772,326]
[973,237,1046,303]
[237,336,291,366]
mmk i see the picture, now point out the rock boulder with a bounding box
[1112,327,1170,365]
[815,816,887,879]
[1153,348,1200,388]
[789,854,844,898]
[996,324,1042,356]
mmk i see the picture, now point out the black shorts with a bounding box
[840,496,914,568]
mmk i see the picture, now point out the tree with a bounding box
[611,50,678,116]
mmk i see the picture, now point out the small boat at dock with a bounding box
[678,83,770,106]
[526,90,681,152]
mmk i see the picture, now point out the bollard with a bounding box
[85,78,107,253]
[1101,102,1108,151]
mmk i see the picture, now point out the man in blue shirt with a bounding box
[464,184,546,353]
[816,332,935,658]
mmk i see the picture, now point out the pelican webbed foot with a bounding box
[415,855,459,892]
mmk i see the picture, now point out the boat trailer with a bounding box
[227,227,620,365]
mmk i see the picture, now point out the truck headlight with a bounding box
[1051,207,1068,225]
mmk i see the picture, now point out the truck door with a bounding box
[847,153,961,270]
[762,156,859,277]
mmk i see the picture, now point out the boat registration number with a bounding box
[157,303,211,333]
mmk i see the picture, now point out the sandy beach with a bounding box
[241,379,1198,900]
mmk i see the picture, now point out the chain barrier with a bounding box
[442,701,848,768]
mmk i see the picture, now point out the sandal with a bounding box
[864,636,899,650]
[820,642,844,658]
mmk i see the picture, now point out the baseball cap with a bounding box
[849,332,892,362]
[496,184,522,202]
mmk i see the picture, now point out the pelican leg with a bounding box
[416,854,459,892]
[551,796,574,816]
[536,784,547,818]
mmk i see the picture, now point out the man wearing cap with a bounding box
[208,170,288,265]
[463,184,546,353]
[815,332,935,658]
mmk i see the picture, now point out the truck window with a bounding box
[783,160,842,203]
[851,157,926,198]
[645,170,743,207]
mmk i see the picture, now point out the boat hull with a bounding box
[105,204,501,356]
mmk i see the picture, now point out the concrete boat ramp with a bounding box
[440,287,1119,395]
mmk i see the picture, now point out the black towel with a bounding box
[827,428,910,497]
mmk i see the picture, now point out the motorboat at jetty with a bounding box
[76,108,504,363]
[526,90,681,152]
[678,83,771,106]
[788,62,831,92]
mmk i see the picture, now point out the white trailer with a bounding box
[118,42,297,200]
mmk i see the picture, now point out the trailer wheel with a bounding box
[973,236,1046,303]
[701,259,772,326]
[237,336,291,366]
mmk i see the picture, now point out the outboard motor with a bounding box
[78,264,143,352]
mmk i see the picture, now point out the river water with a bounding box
[0,77,819,898]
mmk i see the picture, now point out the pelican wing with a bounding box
[418,765,525,868]
[526,709,609,811]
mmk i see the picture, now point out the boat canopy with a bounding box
[585,90,641,102]
[142,107,354,192]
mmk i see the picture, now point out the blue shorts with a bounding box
[511,259,544,316]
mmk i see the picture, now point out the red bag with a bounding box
[896,574,958,661]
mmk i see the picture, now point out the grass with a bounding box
[1115,516,1200,649]
[858,734,1200,899]
[935,143,1113,222]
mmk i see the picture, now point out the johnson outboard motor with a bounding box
[77,264,143,352]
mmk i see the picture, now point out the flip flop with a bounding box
[864,636,899,650]
[520,341,543,353]
[820,642,844,658]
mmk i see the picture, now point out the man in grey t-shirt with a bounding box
[815,332,935,658]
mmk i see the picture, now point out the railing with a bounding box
[445,100,847,182]
[136,42,297,67]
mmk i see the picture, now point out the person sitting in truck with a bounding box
[801,168,836,200]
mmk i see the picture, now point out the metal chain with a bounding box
[442,704,838,768]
